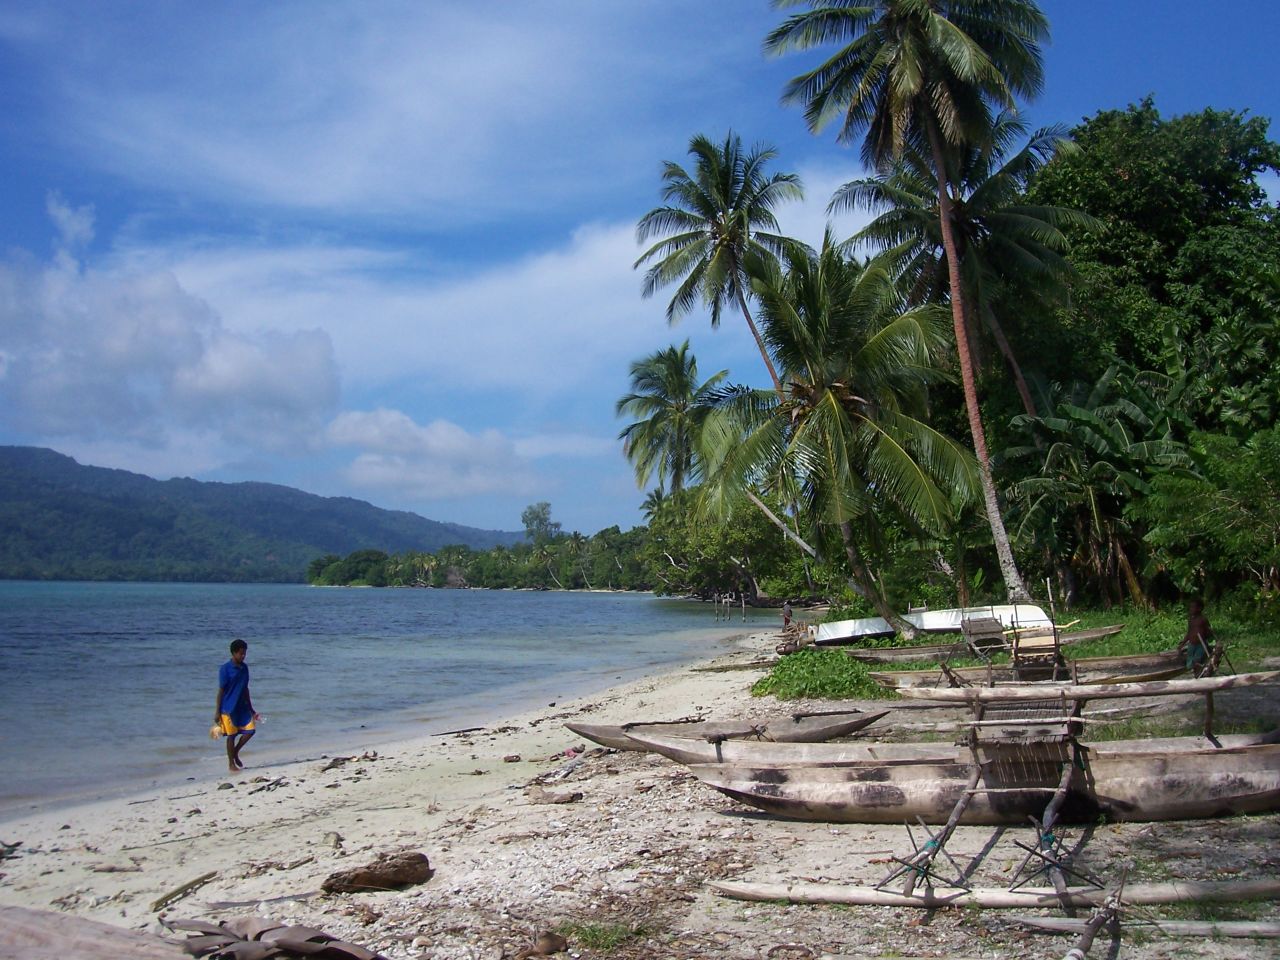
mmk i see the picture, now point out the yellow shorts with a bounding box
[219,714,256,736]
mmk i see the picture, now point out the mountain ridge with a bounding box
[0,446,524,582]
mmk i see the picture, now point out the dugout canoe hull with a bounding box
[564,709,886,752]
[893,670,1279,704]
[687,740,1280,825]
[627,728,1280,768]
[870,649,1185,689]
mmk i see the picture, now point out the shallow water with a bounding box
[0,582,769,814]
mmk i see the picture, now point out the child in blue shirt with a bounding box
[214,638,261,773]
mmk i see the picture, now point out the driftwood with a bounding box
[708,876,1280,908]
[150,870,217,912]
[321,851,433,893]
[526,785,583,805]
[1014,916,1280,939]
[0,905,189,959]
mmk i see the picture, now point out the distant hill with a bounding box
[0,446,524,582]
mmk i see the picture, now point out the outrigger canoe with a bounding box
[685,735,1280,824]
[565,709,887,752]
[626,728,1280,768]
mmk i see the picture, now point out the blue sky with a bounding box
[1,1,1276,536]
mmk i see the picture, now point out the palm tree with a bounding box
[616,340,728,495]
[641,488,667,521]
[700,233,976,634]
[635,132,803,396]
[765,0,1048,602]
[832,115,1095,418]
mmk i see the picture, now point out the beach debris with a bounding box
[0,840,19,862]
[347,903,382,926]
[322,750,384,772]
[150,870,218,913]
[525,786,583,805]
[513,930,569,958]
[162,915,389,959]
[436,725,485,737]
[321,851,433,893]
[217,782,234,790]
[248,777,289,794]
[90,862,143,873]
[503,754,522,763]
[324,831,344,850]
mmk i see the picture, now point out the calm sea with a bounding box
[0,582,770,816]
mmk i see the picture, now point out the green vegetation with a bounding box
[752,649,898,701]
[553,921,645,951]
[751,606,1280,702]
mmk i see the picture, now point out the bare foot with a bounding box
[228,763,239,773]
[234,756,245,769]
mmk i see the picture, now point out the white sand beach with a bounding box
[2,628,1278,960]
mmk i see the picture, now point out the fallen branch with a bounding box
[150,870,217,913]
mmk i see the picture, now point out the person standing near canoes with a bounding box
[782,601,793,628]
[214,638,261,772]
[1178,599,1214,674]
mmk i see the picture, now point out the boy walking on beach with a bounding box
[214,639,261,773]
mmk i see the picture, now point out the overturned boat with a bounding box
[813,604,1054,646]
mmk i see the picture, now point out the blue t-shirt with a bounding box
[218,660,253,726]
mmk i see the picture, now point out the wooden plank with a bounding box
[708,877,1280,908]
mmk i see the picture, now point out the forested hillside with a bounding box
[0,447,523,581]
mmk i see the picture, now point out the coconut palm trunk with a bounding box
[926,120,1031,603]
[736,284,784,396]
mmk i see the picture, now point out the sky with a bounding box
[1,1,1277,536]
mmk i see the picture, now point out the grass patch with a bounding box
[752,648,899,700]
[554,921,644,951]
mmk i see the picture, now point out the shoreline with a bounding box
[0,630,775,911]
[0,624,763,821]
[2,626,1277,960]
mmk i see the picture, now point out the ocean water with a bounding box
[0,582,770,816]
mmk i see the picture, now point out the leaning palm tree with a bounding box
[616,341,728,495]
[833,115,1095,418]
[635,132,804,396]
[701,233,977,634]
[766,0,1048,602]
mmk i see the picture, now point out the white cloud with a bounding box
[116,221,675,397]
[45,191,95,251]
[0,223,340,463]
[327,408,537,500]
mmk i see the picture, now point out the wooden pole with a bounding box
[708,877,1280,908]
